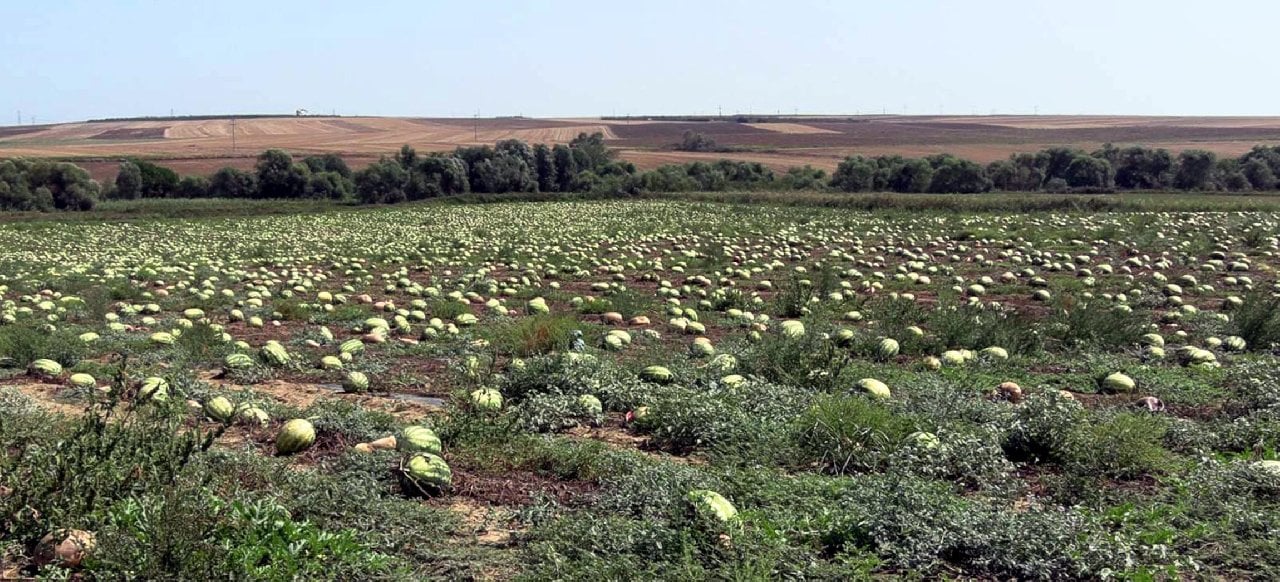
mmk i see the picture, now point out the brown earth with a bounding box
[5,115,1280,181]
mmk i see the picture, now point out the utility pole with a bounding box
[16,110,20,126]
[230,117,237,153]
[473,110,478,141]
[718,105,722,119]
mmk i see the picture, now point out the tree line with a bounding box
[828,144,1280,194]
[5,136,1280,212]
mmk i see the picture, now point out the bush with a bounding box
[1070,412,1173,479]
[676,131,721,153]
[793,395,915,473]
[1232,292,1280,350]
[0,324,89,368]
[484,314,582,357]
[1002,390,1085,464]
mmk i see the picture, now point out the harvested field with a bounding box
[5,114,1280,178]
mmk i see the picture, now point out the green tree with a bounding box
[175,175,210,198]
[472,155,536,193]
[354,158,407,203]
[677,131,720,152]
[1113,146,1172,189]
[1064,155,1113,189]
[25,161,99,210]
[0,159,50,211]
[928,157,991,194]
[395,145,419,169]
[533,143,557,192]
[1173,150,1216,190]
[1036,147,1082,183]
[302,153,352,178]
[889,158,933,192]
[418,155,470,195]
[568,132,612,171]
[778,165,828,190]
[208,167,257,199]
[255,149,309,198]
[1214,158,1249,191]
[126,159,179,198]
[830,156,877,192]
[1242,157,1275,190]
[114,161,143,200]
[552,144,577,192]
[307,171,353,200]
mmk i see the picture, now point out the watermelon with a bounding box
[687,489,738,522]
[876,338,900,359]
[29,359,63,377]
[224,353,254,369]
[204,396,235,422]
[276,419,316,455]
[397,425,443,455]
[403,453,453,490]
[640,365,673,383]
[470,388,503,411]
[856,378,891,399]
[260,340,290,366]
[1101,372,1136,393]
[343,371,370,392]
[139,377,169,401]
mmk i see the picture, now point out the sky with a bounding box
[1,0,1275,124]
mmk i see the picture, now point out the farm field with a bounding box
[1,199,1280,579]
[7,114,1280,182]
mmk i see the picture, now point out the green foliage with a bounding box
[1003,390,1086,464]
[0,374,220,547]
[0,323,89,367]
[793,395,915,473]
[255,149,311,199]
[113,161,142,200]
[1232,292,1280,350]
[676,130,722,153]
[484,314,582,357]
[513,393,604,433]
[1072,412,1173,479]
[0,158,99,211]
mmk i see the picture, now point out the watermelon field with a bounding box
[1,199,1279,579]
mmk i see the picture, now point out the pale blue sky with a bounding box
[1,0,1274,123]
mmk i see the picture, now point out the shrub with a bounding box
[1002,390,1085,464]
[793,395,915,474]
[484,314,582,357]
[1070,412,1173,479]
[1232,292,1280,350]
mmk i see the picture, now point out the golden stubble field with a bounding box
[5,114,1280,181]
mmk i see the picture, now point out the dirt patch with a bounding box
[0,380,92,416]
[441,465,597,508]
[566,423,648,448]
[446,499,522,547]
[90,127,168,140]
